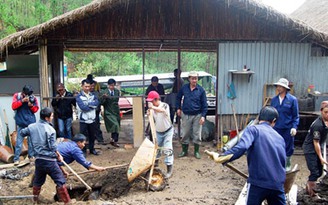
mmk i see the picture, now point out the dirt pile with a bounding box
[66,166,131,201]
[298,175,328,204]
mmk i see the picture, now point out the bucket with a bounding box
[0,145,14,163]
[10,131,28,156]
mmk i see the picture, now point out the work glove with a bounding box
[290,128,297,137]
[204,150,233,164]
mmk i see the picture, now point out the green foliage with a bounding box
[0,0,93,38]
[65,51,216,77]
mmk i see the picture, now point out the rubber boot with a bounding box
[306,181,316,197]
[194,144,201,159]
[178,144,188,157]
[56,185,71,204]
[33,186,41,204]
[286,156,291,172]
[165,165,173,178]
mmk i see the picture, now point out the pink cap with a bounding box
[146,91,160,102]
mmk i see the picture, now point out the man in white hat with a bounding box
[271,78,299,171]
[176,71,208,159]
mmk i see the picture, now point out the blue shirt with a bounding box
[57,141,92,169]
[224,122,286,191]
[271,93,299,130]
[176,84,208,117]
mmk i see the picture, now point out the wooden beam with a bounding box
[38,39,50,108]
[132,96,144,147]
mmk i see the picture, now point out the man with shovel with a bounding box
[146,91,174,178]
[57,133,105,177]
[20,107,71,204]
[303,101,328,197]
[206,106,286,205]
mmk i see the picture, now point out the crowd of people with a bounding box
[10,71,327,204]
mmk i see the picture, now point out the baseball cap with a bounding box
[146,91,160,102]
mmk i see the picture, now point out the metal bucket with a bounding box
[0,145,14,163]
[284,168,299,194]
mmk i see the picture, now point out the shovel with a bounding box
[62,160,92,201]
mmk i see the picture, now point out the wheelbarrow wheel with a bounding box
[145,167,167,191]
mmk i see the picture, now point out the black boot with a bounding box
[178,144,188,157]
[166,165,173,178]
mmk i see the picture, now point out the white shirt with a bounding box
[152,102,172,132]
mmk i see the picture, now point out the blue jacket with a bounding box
[176,84,208,117]
[20,120,57,160]
[271,93,299,130]
[224,122,286,192]
[57,141,92,169]
[76,91,99,124]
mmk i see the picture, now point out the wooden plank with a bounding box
[0,158,30,169]
[132,96,144,147]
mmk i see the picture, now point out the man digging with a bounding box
[146,91,174,178]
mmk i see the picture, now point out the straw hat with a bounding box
[188,71,198,77]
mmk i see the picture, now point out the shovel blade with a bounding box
[79,189,92,201]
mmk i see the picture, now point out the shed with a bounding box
[1,0,328,143]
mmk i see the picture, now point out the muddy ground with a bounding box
[0,116,323,205]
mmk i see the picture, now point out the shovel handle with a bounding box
[62,160,92,190]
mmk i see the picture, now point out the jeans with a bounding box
[14,126,34,162]
[33,159,66,187]
[57,118,73,139]
[156,127,174,166]
[181,113,202,145]
[246,184,286,205]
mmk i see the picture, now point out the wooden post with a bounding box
[133,96,144,147]
[38,39,50,108]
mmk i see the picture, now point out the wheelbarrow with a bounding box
[127,109,167,191]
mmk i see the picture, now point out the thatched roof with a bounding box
[291,0,328,35]
[1,0,328,57]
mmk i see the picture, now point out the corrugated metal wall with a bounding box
[218,42,328,115]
